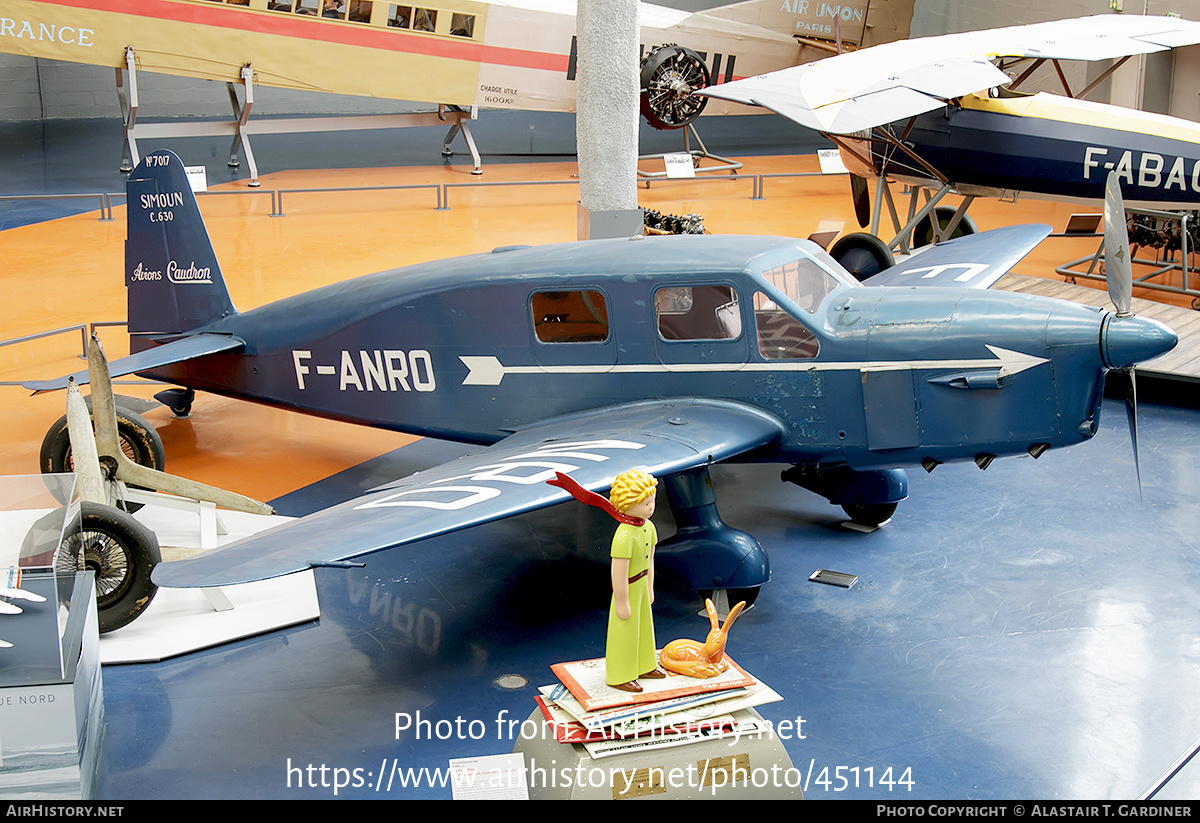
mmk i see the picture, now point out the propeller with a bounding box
[850,173,870,228]
[1104,172,1134,318]
[1102,171,1142,497]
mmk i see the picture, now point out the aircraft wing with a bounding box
[22,333,244,392]
[151,399,786,589]
[860,224,1052,289]
[695,14,1200,135]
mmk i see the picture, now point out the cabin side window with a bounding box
[450,12,475,36]
[531,290,609,344]
[753,292,819,360]
[655,285,741,341]
[387,4,412,26]
[387,4,436,30]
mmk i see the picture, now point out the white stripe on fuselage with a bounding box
[459,346,1048,386]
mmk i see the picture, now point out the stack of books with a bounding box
[535,654,782,760]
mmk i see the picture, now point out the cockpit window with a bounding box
[759,256,845,314]
[655,285,741,341]
[531,290,609,343]
[754,291,819,360]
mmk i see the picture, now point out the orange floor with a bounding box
[0,153,1148,504]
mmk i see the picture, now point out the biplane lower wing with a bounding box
[151,399,786,589]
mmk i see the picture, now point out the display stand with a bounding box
[117,47,484,186]
[1054,207,1200,309]
[513,706,802,800]
[0,475,103,800]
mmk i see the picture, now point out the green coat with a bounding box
[605,520,658,685]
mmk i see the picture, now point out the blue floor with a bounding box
[97,398,1200,799]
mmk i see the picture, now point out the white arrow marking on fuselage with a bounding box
[459,346,1047,386]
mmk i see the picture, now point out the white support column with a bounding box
[575,0,643,239]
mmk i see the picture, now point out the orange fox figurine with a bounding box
[660,598,745,678]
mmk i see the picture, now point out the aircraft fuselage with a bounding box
[844,92,1200,209]
[132,234,1130,475]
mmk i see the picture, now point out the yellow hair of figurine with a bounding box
[609,470,657,514]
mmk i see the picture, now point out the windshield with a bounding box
[757,252,850,314]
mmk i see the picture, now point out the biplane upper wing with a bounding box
[152,399,785,589]
[696,14,1200,135]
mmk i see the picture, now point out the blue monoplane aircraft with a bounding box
[26,151,1177,620]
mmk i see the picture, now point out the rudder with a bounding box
[126,150,236,336]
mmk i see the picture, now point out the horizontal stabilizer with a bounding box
[152,399,785,588]
[23,333,244,392]
[862,224,1052,289]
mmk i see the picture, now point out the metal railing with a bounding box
[0,192,120,222]
[0,321,149,387]
[0,169,838,224]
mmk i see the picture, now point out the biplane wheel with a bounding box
[830,232,894,281]
[57,502,160,633]
[640,44,710,130]
[841,501,898,527]
[914,206,977,247]
[39,405,165,477]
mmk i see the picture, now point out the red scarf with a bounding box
[547,472,646,526]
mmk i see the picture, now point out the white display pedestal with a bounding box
[0,572,103,800]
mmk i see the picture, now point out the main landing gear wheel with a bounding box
[58,501,161,633]
[829,232,894,281]
[640,44,710,130]
[841,501,898,527]
[39,404,166,476]
[913,206,978,247]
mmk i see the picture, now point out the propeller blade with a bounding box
[1104,171,1134,317]
[850,174,870,228]
[1122,366,1142,500]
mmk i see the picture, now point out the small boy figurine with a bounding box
[604,469,667,692]
[548,469,668,692]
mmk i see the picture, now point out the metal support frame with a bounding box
[1055,207,1200,309]
[637,123,743,181]
[116,48,484,186]
[868,180,974,254]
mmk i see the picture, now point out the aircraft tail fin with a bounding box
[125,150,236,336]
